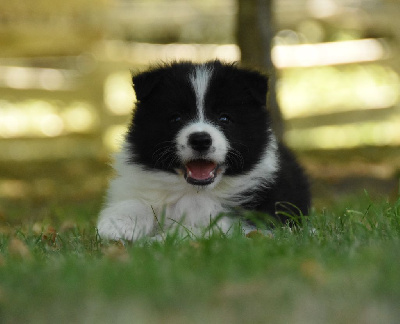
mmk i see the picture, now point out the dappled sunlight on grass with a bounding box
[286,119,400,149]
[278,64,400,118]
[272,38,387,68]
[0,100,98,138]
[104,71,135,116]
[0,158,109,227]
[1,52,399,153]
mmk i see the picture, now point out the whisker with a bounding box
[228,140,249,153]
[226,148,245,170]
[152,142,180,169]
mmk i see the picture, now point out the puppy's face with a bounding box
[127,61,270,188]
[175,121,228,186]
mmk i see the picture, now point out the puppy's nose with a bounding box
[188,132,212,152]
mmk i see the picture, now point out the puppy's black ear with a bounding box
[244,70,269,105]
[132,69,162,101]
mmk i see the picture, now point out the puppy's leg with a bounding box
[97,200,155,241]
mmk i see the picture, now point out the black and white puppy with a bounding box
[97,61,310,241]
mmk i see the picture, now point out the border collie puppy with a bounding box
[97,61,310,241]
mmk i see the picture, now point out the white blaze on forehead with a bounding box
[189,65,213,121]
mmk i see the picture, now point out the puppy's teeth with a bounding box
[188,170,192,177]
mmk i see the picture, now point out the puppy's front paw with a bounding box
[97,200,154,241]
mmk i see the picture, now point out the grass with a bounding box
[0,193,400,324]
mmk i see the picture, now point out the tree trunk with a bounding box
[236,0,284,140]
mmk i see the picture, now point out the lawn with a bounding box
[1,192,399,323]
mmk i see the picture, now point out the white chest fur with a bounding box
[164,193,225,227]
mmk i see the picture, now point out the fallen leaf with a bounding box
[42,226,57,243]
[189,241,201,249]
[300,259,326,285]
[8,238,32,260]
[246,230,266,239]
[60,221,77,233]
[0,225,13,235]
[102,242,129,262]
[32,222,44,235]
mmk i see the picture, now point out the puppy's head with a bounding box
[127,61,271,188]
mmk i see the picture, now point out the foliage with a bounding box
[0,195,400,323]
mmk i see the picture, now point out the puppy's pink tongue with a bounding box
[186,160,217,180]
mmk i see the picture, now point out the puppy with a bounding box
[97,61,310,241]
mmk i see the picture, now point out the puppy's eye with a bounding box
[170,114,182,123]
[218,114,231,124]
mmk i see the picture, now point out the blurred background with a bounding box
[0,0,399,224]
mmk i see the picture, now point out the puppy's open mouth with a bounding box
[184,160,219,186]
